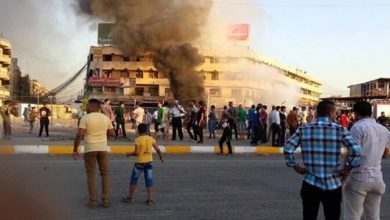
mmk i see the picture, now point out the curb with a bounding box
[0,145,356,155]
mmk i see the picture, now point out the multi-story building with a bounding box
[349,78,390,97]
[30,79,49,97]
[9,58,22,100]
[85,46,321,107]
[0,38,11,100]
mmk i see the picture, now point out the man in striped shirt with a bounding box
[284,100,361,220]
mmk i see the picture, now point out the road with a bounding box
[0,154,389,220]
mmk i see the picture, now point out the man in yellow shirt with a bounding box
[72,99,115,208]
[123,124,163,205]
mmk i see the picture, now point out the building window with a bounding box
[210,57,219,63]
[211,71,219,80]
[135,87,144,96]
[103,54,112,61]
[89,54,94,62]
[209,88,221,97]
[136,69,144,78]
[103,70,112,78]
[149,70,159,79]
[123,57,130,62]
[231,89,242,97]
[104,87,116,94]
[149,86,159,96]
[136,56,144,62]
[121,70,129,78]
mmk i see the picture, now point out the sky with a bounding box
[0,0,389,97]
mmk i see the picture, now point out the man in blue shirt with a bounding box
[247,105,256,139]
[284,100,361,220]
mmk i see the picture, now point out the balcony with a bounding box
[0,86,10,98]
[0,54,11,65]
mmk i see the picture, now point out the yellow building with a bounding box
[0,38,11,99]
[86,46,321,107]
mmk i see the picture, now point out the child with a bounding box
[123,123,163,205]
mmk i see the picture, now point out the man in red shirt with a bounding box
[260,105,268,143]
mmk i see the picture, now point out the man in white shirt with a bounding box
[344,101,390,220]
[170,100,186,141]
[270,106,281,147]
[132,103,145,132]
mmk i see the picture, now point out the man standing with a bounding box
[0,101,13,139]
[287,107,299,136]
[343,101,390,220]
[250,105,263,146]
[227,101,238,140]
[195,101,206,144]
[247,105,256,139]
[72,99,115,208]
[284,100,361,220]
[23,104,31,126]
[170,100,185,141]
[237,104,247,140]
[132,103,145,132]
[376,111,387,127]
[270,106,281,147]
[260,105,268,143]
[299,106,308,126]
[114,101,127,139]
[38,103,51,137]
[101,99,115,126]
[186,100,198,141]
[279,106,287,146]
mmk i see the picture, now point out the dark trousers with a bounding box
[262,123,268,142]
[228,120,238,140]
[247,122,252,139]
[186,122,197,141]
[115,121,126,137]
[251,126,262,145]
[39,119,49,137]
[171,117,183,140]
[289,127,297,137]
[219,127,232,154]
[280,125,287,146]
[196,125,204,142]
[271,123,281,146]
[300,181,342,220]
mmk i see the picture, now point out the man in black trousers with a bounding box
[170,100,185,141]
[38,103,51,137]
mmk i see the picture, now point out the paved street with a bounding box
[1,154,389,220]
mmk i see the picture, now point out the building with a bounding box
[9,58,22,100]
[85,46,321,107]
[0,38,11,100]
[348,78,390,97]
[30,79,49,97]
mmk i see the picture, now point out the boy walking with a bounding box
[123,124,163,205]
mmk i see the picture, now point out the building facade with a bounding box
[0,38,11,100]
[349,78,390,97]
[85,46,321,107]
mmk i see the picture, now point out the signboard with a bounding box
[227,24,250,41]
[98,23,114,45]
[88,77,121,86]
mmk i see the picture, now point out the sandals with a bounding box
[121,196,133,204]
[145,200,154,206]
[121,196,154,206]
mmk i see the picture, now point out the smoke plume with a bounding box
[76,0,212,101]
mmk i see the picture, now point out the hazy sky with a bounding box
[0,0,389,97]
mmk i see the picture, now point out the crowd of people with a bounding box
[72,98,389,220]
